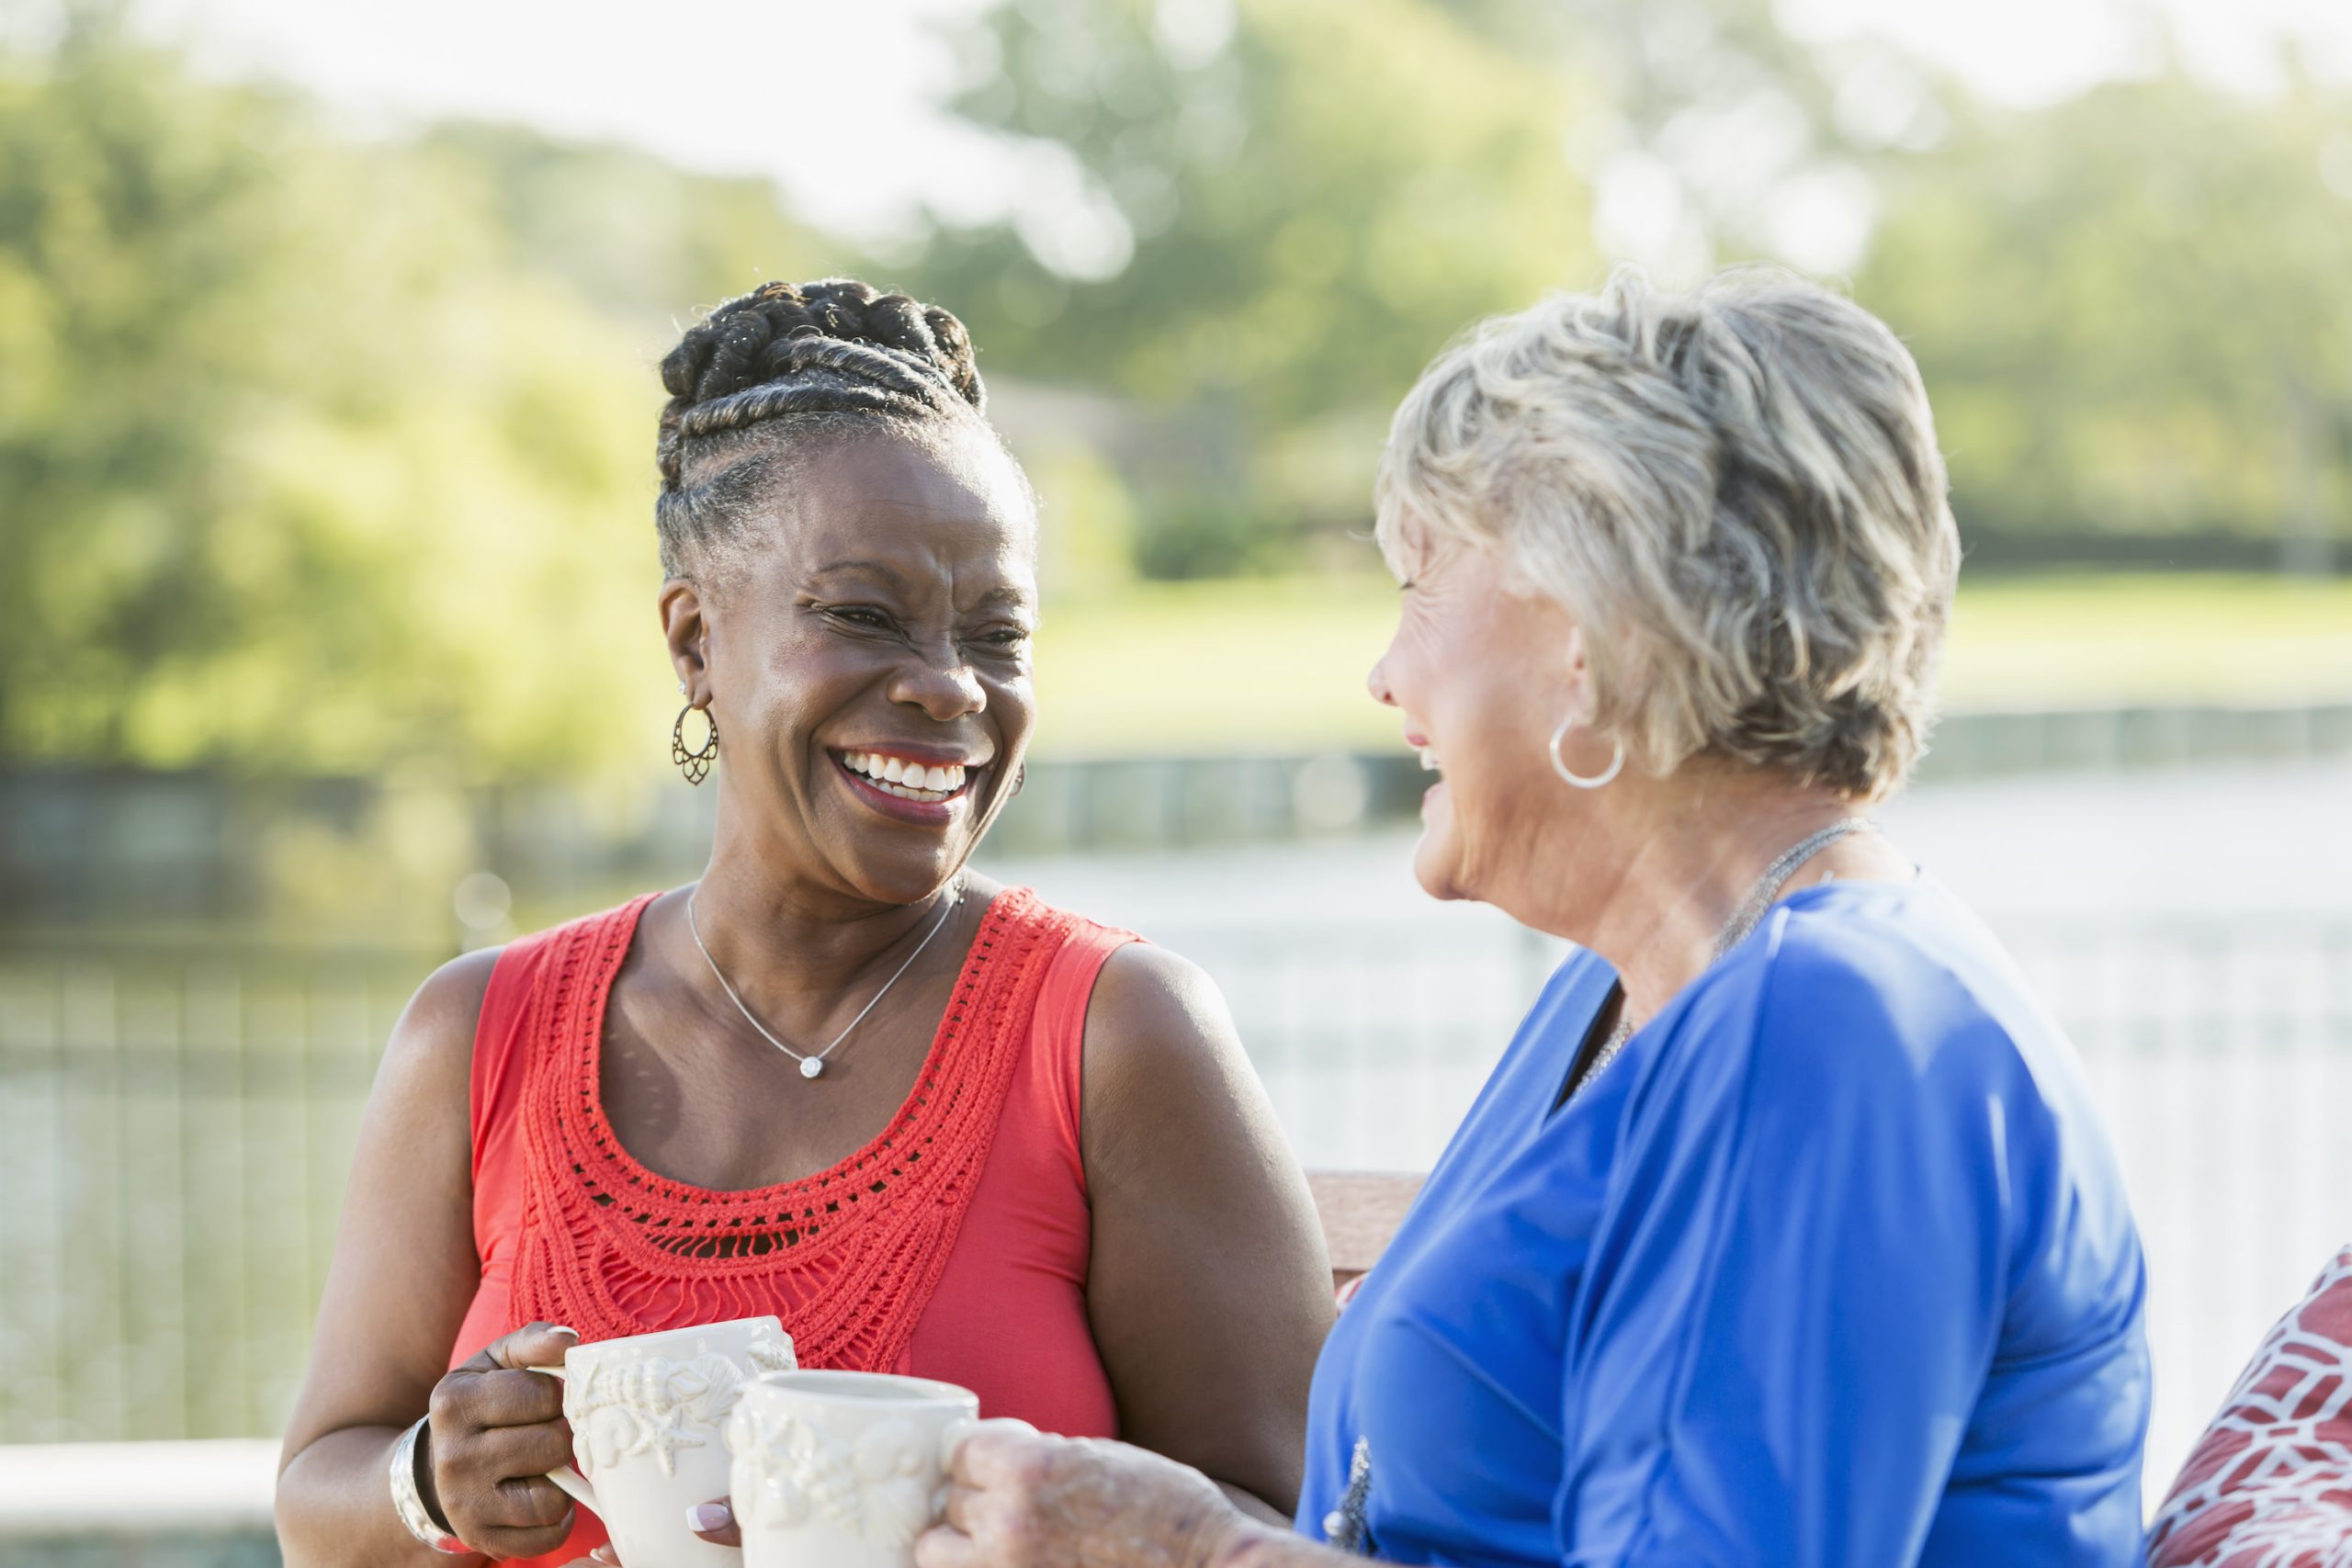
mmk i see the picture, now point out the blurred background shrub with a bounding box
[2,0,2346,824]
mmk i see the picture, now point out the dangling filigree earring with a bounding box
[672,704,718,785]
[1548,712,1623,790]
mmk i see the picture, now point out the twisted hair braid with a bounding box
[654,278,994,579]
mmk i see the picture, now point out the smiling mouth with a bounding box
[832,749,980,805]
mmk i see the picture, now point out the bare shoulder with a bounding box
[1082,942,1249,1091]
[1080,942,1279,1173]
[375,945,503,1101]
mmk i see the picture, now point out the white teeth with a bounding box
[1419,746,1442,772]
[840,751,974,803]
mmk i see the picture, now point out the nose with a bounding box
[1366,647,1399,709]
[889,654,987,724]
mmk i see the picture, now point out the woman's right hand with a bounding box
[424,1322,582,1558]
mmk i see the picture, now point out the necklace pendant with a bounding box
[799,1056,826,1080]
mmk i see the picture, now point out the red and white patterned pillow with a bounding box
[2146,1245,2352,1567]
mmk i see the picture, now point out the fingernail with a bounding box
[688,1502,732,1533]
[548,1325,581,1339]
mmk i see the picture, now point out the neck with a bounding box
[1557,771,1903,1027]
[684,808,969,1019]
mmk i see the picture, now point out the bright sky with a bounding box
[117,0,2352,253]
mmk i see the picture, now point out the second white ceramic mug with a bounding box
[527,1315,797,1568]
[726,1370,981,1568]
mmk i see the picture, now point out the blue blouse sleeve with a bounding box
[1555,919,2027,1566]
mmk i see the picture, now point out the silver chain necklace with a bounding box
[684,880,967,1080]
[1569,817,1872,1100]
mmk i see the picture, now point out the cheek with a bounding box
[989,671,1037,737]
[745,626,873,733]
[1422,681,1560,888]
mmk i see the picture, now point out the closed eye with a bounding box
[822,604,896,632]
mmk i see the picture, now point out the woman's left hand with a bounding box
[918,1422,1262,1568]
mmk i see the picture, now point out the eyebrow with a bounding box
[807,558,906,581]
[805,560,1034,615]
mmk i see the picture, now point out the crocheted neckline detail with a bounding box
[554,885,1036,1266]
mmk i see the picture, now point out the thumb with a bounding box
[459,1321,582,1375]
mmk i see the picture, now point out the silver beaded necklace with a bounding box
[1566,817,1872,1103]
[684,880,967,1080]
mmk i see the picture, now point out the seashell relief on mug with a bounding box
[568,1343,797,1477]
[728,1404,936,1548]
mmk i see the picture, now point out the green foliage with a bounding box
[5,0,2351,790]
[414,121,837,351]
[0,14,851,779]
[919,0,1597,426]
[1025,444,1141,597]
[1133,493,1296,580]
[1859,73,2352,550]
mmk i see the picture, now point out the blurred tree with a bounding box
[918,0,1596,428]
[1464,0,1936,276]
[0,10,841,778]
[1860,70,2352,566]
[917,0,1954,575]
[415,121,838,355]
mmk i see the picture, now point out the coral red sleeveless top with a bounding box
[449,886,1131,1568]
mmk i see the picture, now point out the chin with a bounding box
[1410,823,1476,904]
[831,839,971,908]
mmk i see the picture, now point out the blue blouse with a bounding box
[1295,878,2150,1567]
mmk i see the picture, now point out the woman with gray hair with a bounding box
[912,269,2150,1568]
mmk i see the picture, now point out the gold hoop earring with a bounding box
[672,704,718,785]
[1548,712,1623,790]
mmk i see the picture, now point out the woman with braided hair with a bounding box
[273,279,1335,1568]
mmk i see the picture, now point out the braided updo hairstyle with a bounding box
[654,278,1001,580]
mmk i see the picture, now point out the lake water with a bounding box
[995,754,2352,1509]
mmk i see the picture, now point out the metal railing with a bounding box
[3,913,2347,1512]
[0,940,428,1446]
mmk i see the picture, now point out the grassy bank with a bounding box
[1029,573,2352,758]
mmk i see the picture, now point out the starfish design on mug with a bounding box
[571,1351,784,1477]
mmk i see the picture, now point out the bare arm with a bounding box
[274,949,579,1566]
[1080,944,1335,1526]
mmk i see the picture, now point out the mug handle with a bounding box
[524,1364,600,1516]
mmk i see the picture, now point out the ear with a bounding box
[660,578,712,703]
[1562,624,1595,715]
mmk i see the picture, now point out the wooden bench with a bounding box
[1306,1170,1425,1290]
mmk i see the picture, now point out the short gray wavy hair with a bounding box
[1377,266,1960,804]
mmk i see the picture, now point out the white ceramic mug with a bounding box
[726,1371,981,1568]
[527,1316,797,1567]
